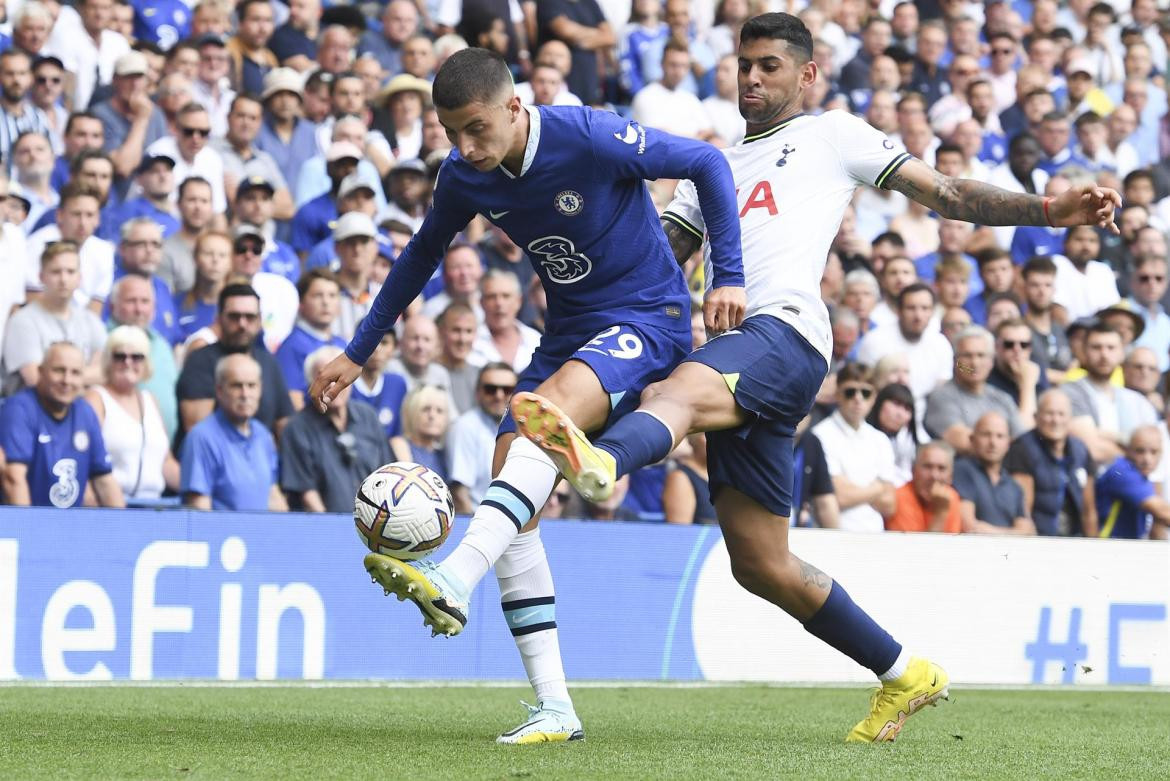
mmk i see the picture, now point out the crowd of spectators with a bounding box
[2,0,1170,542]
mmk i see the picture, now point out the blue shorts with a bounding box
[685,314,828,518]
[498,321,691,437]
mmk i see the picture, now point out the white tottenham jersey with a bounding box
[664,110,910,362]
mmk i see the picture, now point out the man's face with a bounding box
[383,0,418,44]
[662,50,691,90]
[195,236,231,283]
[941,307,972,342]
[65,117,103,156]
[15,15,51,54]
[968,83,994,120]
[892,3,918,37]
[665,0,690,31]
[869,56,900,90]
[898,290,934,338]
[227,98,262,144]
[339,188,376,217]
[737,36,816,129]
[866,90,897,132]
[936,272,969,308]
[1125,43,1152,77]
[137,161,174,201]
[236,188,273,224]
[843,282,877,317]
[536,41,571,76]
[444,248,482,295]
[1084,332,1123,378]
[981,257,1014,293]
[477,368,517,419]
[111,276,154,328]
[332,76,366,115]
[911,446,952,501]
[530,66,563,106]
[1036,393,1071,440]
[939,219,972,253]
[1037,119,1070,157]
[1067,70,1092,101]
[836,377,875,426]
[218,294,262,350]
[402,319,438,368]
[217,359,262,422]
[77,159,113,199]
[177,110,211,160]
[1128,430,1162,476]
[401,38,435,78]
[81,0,113,34]
[336,234,376,275]
[1125,349,1161,394]
[179,182,213,230]
[239,1,275,49]
[0,53,30,104]
[353,57,385,99]
[863,21,891,55]
[31,62,63,108]
[1008,136,1042,174]
[267,90,301,122]
[1065,227,1101,264]
[289,0,320,29]
[57,196,99,242]
[198,43,230,85]
[955,335,992,385]
[972,415,1011,465]
[1124,82,1149,114]
[440,311,477,361]
[317,30,354,74]
[39,253,81,301]
[38,346,84,409]
[881,258,916,297]
[1028,38,1057,73]
[996,325,1034,366]
[482,278,520,332]
[389,169,427,207]
[299,278,339,329]
[1024,271,1055,310]
[120,224,163,274]
[231,233,265,277]
[917,27,947,64]
[714,55,737,99]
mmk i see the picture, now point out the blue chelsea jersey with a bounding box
[132,0,190,49]
[347,105,743,364]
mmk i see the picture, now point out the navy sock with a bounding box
[803,580,901,676]
[594,411,675,477]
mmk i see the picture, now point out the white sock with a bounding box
[497,528,572,706]
[441,437,558,590]
[878,647,912,682]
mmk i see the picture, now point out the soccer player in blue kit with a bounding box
[309,48,745,743]
[512,13,1123,743]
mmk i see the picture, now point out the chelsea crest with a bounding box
[554,190,583,217]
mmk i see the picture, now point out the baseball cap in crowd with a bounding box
[389,158,428,177]
[1096,300,1145,340]
[237,176,275,199]
[135,153,175,175]
[114,51,150,77]
[197,32,229,48]
[7,181,31,213]
[333,212,378,242]
[1066,58,1096,80]
[262,67,304,101]
[326,141,363,163]
[338,172,378,199]
[233,223,265,242]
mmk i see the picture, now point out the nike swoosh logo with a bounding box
[510,609,541,625]
[931,675,937,687]
[614,125,638,144]
[489,210,510,219]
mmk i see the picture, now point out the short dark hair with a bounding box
[477,361,517,387]
[1085,321,1121,341]
[64,111,101,136]
[217,283,260,312]
[976,247,1012,268]
[295,267,339,300]
[57,181,101,208]
[739,13,813,61]
[985,291,1021,311]
[897,282,936,308]
[432,47,512,110]
[837,362,874,387]
[178,175,212,199]
[935,142,963,159]
[871,231,905,248]
[1022,255,1057,278]
[69,148,113,175]
[1123,168,1156,189]
[229,93,262,113]
[438,301,476,327]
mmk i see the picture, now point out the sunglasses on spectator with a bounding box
[224,311,260,322]
[112,352,146,363]
[1000,339,1031,350]
[1138,274,1165,283]
[180,126,210,138]
[841,386,873,400]
[35,75,62,85]
[481,383,515,396]
[991,48,1014,55]
[234,239,264,255]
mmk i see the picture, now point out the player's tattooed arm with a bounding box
[661,217,702,266]
[798,560,832,591]
[884,158,1045,227]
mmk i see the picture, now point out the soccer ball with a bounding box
[354,462,455,559]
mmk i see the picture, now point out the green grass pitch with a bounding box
[1,684,1168,779]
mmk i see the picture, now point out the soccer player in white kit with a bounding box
[511,12,1121,743]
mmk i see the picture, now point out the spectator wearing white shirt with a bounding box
[190,34,237,139]
[48,0,130,112]
[516,63,583,107]
[631,40,714,140]
[446,361,518,513]
[471,270,540,374]
[811,363,898,533]
[702,53,744,147]
[421,243,484,322]
[1052,224,1121,321]
[147,104,227,215]
[229,224,298,352]
[856,283,954,415]
[25,183,114,314]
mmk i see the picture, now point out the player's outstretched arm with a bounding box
[884,158,1122,233]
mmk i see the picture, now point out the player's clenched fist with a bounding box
[308,352,363,413]
[703,286,747,334]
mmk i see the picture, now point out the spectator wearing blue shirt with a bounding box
[1035,112,1093,176]
[180,352,288,511]
[1095,425,1170,539]
[304,171,395,270]
[0,342,124,508]
[255,67,319,192]
[620,0,668,97]
[116,153,180,238]
[275,268,347,409]
[33,150,122,241]
[953,412,1035,535]
[131,0,190,50]
[291,140,360,255]
[1129,256,1170,370]
[51,113,106,193]
[174,230,231,343]
[268,0,320,69]
[1009,224,1063,266]
[353,330,409,437]
[280,345,393,513]
[91,51,170,181]
[1005,389,1097,536]
[358,0,418,75]
[233,176,300,283]
[964,249,1016,326]
[110,218,180,344]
